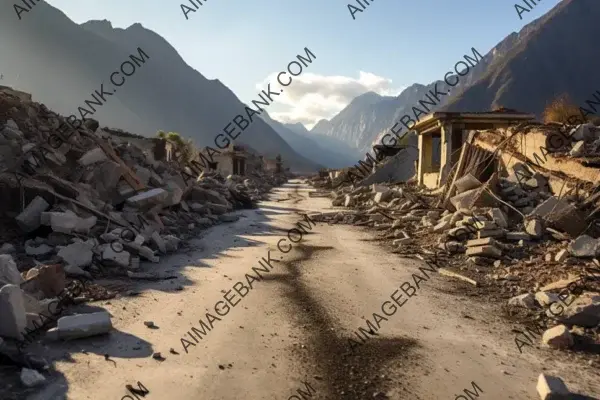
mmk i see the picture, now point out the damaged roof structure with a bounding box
[310,109,600,398]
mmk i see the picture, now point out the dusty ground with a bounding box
[13,180,600,399]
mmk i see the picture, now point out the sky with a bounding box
[45,0,562,129]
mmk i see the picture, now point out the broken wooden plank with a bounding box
[438,268,479,286]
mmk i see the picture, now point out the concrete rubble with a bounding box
[310,121,600,398]
[0,87,289,385]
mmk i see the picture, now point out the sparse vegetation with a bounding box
[156,130,196,164]
[543,94,584,124]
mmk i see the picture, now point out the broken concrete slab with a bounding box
[15,196,50,233]
[78,147,107,166]
[57,242,94,268]
[102,245,131,268]
[41,211,97,235]
[49,311,112,341]
[0,255,22,285]
[0,284,26,340]
[126,188,168,209]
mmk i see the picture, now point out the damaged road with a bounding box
[22,181,600,399]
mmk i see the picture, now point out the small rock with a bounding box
[542,325,574,349]
[536,374,570,399]
[20,368,46,387]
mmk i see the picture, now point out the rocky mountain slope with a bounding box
[312,0,590,154]
[0,0,320,172]
[259,113,360,169]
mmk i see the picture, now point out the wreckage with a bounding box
[310,110,600,399]
[0,86,288,388]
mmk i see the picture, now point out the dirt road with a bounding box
[30,180,600,399]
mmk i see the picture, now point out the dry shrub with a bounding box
[543,93,584,124]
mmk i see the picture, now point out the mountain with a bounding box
[259,113,358,169]
[310,84,439,153]
[0,1,319,172]
[444,0,598,116]
[312,0,592,155]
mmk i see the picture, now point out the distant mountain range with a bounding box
[310,0,595,155]
[0,0,324,172]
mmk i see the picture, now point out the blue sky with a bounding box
[45,0,561,128]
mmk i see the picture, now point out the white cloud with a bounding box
[255,71,405,129]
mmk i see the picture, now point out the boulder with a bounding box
[554,293,600,327]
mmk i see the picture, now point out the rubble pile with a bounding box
[309,123,600,363]
[0,87,287,384]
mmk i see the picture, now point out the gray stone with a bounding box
[0,243,16,254]
[102,245,130,267]
[57,242,94,268]
[78,148,107,166]
[41,211,97,235]
[163,235,181,252]
[163,181,183,207]
[454,173,482,194]
[25,244,54,257]
[0,255,22,285]
[15,196,50,233]
[568,235,599,258]
[20,368,46,387]
[0,284,26,340]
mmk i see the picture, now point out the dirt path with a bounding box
[29,180,600,399]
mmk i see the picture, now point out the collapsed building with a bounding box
[310,109,600,398]
[0,86,288,390]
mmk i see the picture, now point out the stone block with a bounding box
[0,284,26,340]
[554,293,600,327]
[0,254,22,285]
[58,242,94,268]
[78,147,107,166]
[454,173,482,194]
[53,311,113,340]
[126,188,168,208]
[526,219,543,239]
[102,245,130,268]
[542,325,574,349]
[555,249,568,262]
[15,196,50,233]
[536,374,570,400]
[465,245,502,258]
